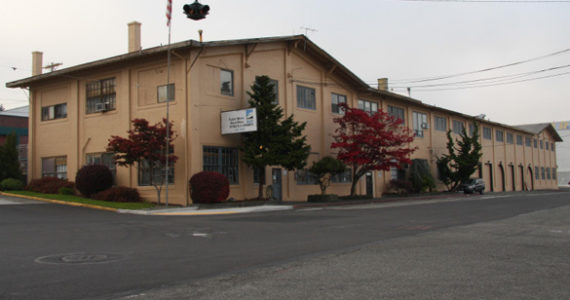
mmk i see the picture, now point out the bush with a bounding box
[58,187,75,195]
[75,165,113,197]
[388,179,414,195]
[189,171,229,204]
[409,159,436,193]
[0,178,25,191]
[91,186,142,202]
[26,177,75,194]
[307,194,339,202]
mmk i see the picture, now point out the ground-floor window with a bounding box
[86,152,117,183]
[138,160,174,186]
[42,156,67,179]
[331,168,352,183]
[295,169,318,185]
[552,168,557,180]
[203,146,239,184]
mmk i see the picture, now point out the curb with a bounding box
[0,191,119,212]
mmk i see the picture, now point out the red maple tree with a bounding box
[106,118,177,204]
[331,103,416,196]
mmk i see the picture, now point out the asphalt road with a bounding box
[0,191,569,300]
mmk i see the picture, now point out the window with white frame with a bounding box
[41,103,67,121]
[434,116,447,132]
[220,69,234,96]
[86,78,116,114]
[358,99,378,114]
[331,93,347,114]
[42,156,67,179]
[296,85,316,110]
[203,146,239,184]
[412,112,428,137]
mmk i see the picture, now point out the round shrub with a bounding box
[26,177,75,194]
[58,186,75,195]
[0,178,25,191]
[91,186,142,202]
[189,171,229,204]
[75,165,113,197]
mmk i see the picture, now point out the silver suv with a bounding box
[463,178,485,194]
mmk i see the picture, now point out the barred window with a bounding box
[387,105,405,124]
[297,85,316,110]
[41,103,67,121]
[435,116,447,132]
[138,160,174,186]
[86,78,116,114]
[331,93,347,114]
[203,146,239,184]
[42,156,67,179]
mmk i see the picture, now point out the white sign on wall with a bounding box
[221,108,258,135]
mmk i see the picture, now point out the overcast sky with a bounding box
[1,0,569,125]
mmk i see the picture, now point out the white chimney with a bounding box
[32,51,43,76]
[128,21,141,53]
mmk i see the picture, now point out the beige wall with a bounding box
[27,40,560,205]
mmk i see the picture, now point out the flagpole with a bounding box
[165,0,172,208]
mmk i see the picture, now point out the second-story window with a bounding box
[331,93,347,114]
[516,135,522,145]
[358,99,378,114]
[41,103,67,121]
[434,116,447,132]
[220,69,234,96]
[297,85,316,110]
[525,137,531,147]
[86,78,116,114]
[540,140,543,149]
[269,79,279,104]
[483,127,492,140]
[412,112,428,138]
[387,105,405,124]
[506,133,514,144]
[496,130,504,142]
[452,120,464,135]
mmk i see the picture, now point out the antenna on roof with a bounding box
[300,26,318,36]
[43,62,62,72]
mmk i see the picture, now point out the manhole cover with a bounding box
[35,253,123,265]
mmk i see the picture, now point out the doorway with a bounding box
[271,168,282,201]
[510,165,516,191]
[487,164,494,192]
[365,172,373,197]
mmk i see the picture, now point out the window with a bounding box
[138,160,174,186]
[296,85,316,110]
[332,93,347,114]
[220,69,234,96]
[551,143,555,152]
[435,116,447,132]
[452,120,464,135]
[390,167,406,181]
[535,166,539,180]
[387,105,405,124]
[516,135,523,145]
[412,112,428,137]
[269,79,278,104]
[468,124,475,137]
[358,99,378,114]
[86,78,116,114]
[331,168,352,183]
[203,146,239,184]
[541,167,545,180]
[295,169,318,185]
[534,139,537,148]
[496,130,504,142]
[253,168,261,184]
[545,142,549,150]
[506,133,513,144]
[540,140,543,149]
[546,168,551,180]
[41,103,67,121]
[483,127,492,140]
[552,168,557,180]
[525,137,531,147]
[42,156,67,179]
[157,83,174,103]
[86,153,117,183]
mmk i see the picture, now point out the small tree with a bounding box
[106,118,177,204]
[332,103,416,196]
[0,133,23,182]
[436,122,482,191]
[241,76,310,200]
[309,156,346,195]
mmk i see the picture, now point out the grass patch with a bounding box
[5,190,155,210]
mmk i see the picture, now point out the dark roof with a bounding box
[514,123,563,142]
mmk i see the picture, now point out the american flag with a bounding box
[166,0,172,26]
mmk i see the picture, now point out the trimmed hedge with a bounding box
[75,165,113,197]
[0,178,25,191]
[91,186,142,202]
[189,171,229,204]
[26,177,75,194]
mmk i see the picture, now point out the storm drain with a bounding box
[35,253,124,265]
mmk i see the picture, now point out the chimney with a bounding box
[128,21,141,53]
[377,78,388,91]
[32,51,43,76]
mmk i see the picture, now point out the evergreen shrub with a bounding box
[26,177,75,194]
[189,171,229,203]
[91,186,141,202]
[75,165,113,197]
[0,178,25,191]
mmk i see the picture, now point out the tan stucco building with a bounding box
[6,23,562,205]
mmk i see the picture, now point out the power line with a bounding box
[387,47,570,84]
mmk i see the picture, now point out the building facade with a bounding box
[0,106,29,180]
[6,23,561,205]
[551,121,569,186]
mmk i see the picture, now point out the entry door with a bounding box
[365,172,373,197]
[488,164,494,192]
[510,165,516,191]
[271,168,282,201]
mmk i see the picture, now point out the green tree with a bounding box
[309,156,346,195]
[241,76,310,200]
[436,122,482,191]
[0,133,23,181]
[409,159,435,193]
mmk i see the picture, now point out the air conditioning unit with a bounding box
[95,102,109,112]
[421,123,429,129]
